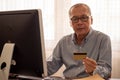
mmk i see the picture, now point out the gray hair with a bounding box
[69,3,91,17]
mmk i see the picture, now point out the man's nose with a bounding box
[77,18,83,23]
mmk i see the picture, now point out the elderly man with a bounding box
[47,3,112,79]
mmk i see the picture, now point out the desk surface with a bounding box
[8,75,120,80]
[73,74,120,80]
[109,78,120,80]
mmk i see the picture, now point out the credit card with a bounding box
[73,53,87,60]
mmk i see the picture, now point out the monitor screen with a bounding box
[0,9,47,79]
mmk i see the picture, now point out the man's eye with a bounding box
[71,15,90,22]
[73,18,78,20]
[72,17,79,20]
[81,16,88,19]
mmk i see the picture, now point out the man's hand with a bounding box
[83,57,97,75]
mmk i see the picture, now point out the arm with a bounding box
[47,41,63,76]
[83,35,112,79]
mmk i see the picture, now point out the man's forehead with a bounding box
[72,6,89,13]
[70,7,90,17]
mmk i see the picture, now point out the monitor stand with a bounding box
[0,43,15,80]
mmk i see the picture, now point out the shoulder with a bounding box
[93,29,110,37]
[92,29,111,41]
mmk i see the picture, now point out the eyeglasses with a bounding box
[71,15,91,23]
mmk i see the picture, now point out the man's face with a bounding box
[70,6,93,37]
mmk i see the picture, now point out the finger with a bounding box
[83,58,97,73]
[86,57,97,65]
[84,62,94,72]
[84,62,94,69]
[83,60,96,69]
[84,57,97,68]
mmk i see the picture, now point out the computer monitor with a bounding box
[0,9,47,79]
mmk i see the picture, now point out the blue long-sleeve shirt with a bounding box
[47,27,112,79]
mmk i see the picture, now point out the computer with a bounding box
[0,9,47,80]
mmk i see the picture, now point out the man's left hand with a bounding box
[83,57,97,75]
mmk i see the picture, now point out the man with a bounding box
[47,3,112,79]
